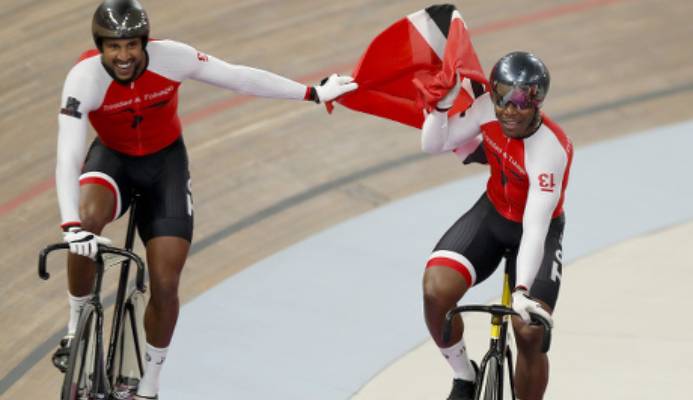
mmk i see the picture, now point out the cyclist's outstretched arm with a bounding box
[152,39,356,103]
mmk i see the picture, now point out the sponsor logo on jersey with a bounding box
[104,99,136,112]
[60,96,83,119]
[102,85,175,112]
[483,133,527,176]
[197,52,209,62]
[144,85,175,101]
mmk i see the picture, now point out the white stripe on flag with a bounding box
[451,10,467,29]
[461,78,475,99]
[406,9,446,61]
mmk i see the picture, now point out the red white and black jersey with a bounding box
[421,92,573,289]
[56,39,310,227]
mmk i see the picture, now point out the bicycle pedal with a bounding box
[110,387,136,400]
[110,377,139,400]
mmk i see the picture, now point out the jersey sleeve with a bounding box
[153,40,307,100]
[421,93,494,155]
[55,64,101,229]
[515,132,569,291]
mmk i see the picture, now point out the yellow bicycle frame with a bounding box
[490,273,512,339]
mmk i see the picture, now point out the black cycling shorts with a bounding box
[426,194,564,310]
[80,137,193,243]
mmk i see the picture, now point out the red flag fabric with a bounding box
[335,4,489,129]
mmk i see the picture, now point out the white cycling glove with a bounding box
[63,227,112,260]
[436,72,462,111]
[314,74,358,103]
[512,289,553,328]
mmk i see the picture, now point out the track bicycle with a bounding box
[443,271,552,400]
[39,196,148,400]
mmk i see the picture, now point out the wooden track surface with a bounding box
[2,0,692,398]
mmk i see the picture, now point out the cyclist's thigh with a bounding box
[131,138,193,245]
[507,214,564,311]
[79,138,132,221]
[427,194,505,288]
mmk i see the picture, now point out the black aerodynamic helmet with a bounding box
[489,51,550,109]
[92,0,150,50]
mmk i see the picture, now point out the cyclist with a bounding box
[53,1,357,398]
[421,51,572,400]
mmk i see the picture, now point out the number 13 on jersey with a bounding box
[538,173,556,193]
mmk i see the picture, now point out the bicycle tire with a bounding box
[61,304,101,400]
[111,290,147,394]
[482,358,502,400]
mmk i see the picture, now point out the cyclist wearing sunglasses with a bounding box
[420,51,573,400]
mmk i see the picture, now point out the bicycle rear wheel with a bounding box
[61,304,104,400]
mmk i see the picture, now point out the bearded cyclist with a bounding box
[52,1,357,399]
[421,52,572,400]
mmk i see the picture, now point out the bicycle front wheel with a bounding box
[111,289,147,394]
[61,303,102,400]
[481,357,502,400]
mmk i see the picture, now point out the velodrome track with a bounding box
[164,121,693,399]
[1,0,692,398]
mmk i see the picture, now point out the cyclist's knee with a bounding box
[513,321,545,353]
[150,274,181,304]
[423,269,467,310]
[79,204,110,233]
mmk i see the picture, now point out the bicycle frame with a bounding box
[39,195,147,399]
[475,273,515,400]
[442,273,551,400]
[106,195,139,384]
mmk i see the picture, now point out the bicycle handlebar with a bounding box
[38,243,146,291]
[443,304,552,353]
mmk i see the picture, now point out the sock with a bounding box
[137,343,168,397]
[440,337,476,381]
[67,292,92,336]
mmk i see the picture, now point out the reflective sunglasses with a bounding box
[492,86,539,110]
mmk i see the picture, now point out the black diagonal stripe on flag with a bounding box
[471,80,486,99]
[425,3,457,38]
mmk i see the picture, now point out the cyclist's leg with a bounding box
[142,236,189,347]
[67,183,115,296]
[131,138,193,398]
[423,194,504,394]
[508,214,564,400]
[55,140,129,371]
[423,266,470,347]
[423,195,504,343]
[511,299,553,400]
[54,184,113,372]
[135,235,188,398]
[69,139,130,310]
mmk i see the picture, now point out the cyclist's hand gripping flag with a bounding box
[332,4,489,128]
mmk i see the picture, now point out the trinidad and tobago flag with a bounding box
[334,4,489,129]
